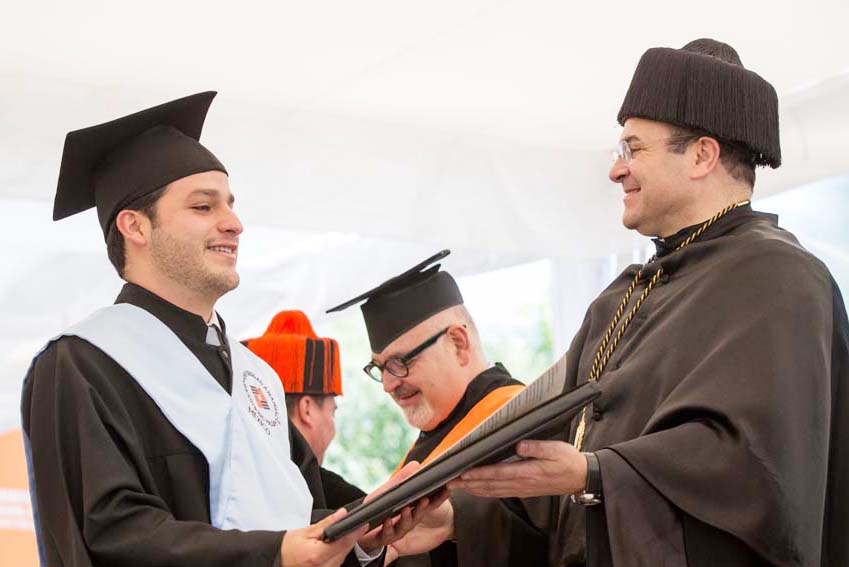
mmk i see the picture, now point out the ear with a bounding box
[297,396,314,428]
[115,209,151,247]
[446,325,471,366]
[689,137,721,181]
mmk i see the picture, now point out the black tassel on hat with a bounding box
[617,38,781,168]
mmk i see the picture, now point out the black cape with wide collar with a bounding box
[554,206,849,566]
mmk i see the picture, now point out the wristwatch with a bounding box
[570,452,602,506]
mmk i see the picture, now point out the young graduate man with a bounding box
[327,251,548,566]
[446,39,849,566]
[246,309,366,509]
[21,92,436,567]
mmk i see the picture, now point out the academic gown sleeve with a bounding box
[22,337,285,567]
[586,449,763,567]
[452,490,551,567]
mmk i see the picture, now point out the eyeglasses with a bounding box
[611,139,635,164]
[363,327,452,383]
[611,135,700,165]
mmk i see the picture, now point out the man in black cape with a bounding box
[445,39,849,566]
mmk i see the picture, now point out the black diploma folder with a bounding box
[323,380,601,541]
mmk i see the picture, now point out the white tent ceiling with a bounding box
[3,0,849,259]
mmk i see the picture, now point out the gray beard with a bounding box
[403,400,436,430]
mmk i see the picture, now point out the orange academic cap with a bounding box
[246,310,342,396]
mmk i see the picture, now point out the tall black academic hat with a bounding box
[53,91,228,238]
[617,38,781,168]
[326,250,464,354]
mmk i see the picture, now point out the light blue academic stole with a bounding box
[25,303,312,541]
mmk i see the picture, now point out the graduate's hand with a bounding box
[385,491,453,562]
[358,461,437,552]
[280,508,367,567]
[448,440,587,498]
[361,491,448,555]
[364,461,421,505]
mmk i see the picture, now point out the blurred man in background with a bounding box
[246,309,366,509]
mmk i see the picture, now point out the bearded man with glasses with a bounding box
[327,250,547,567]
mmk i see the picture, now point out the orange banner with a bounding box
[0,428,38,567]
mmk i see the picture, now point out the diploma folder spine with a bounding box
[322,380,601,541]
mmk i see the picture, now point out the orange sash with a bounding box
[393,384,524,473]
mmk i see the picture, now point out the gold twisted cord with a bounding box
[574,200,750,451]
[589,274,641,381]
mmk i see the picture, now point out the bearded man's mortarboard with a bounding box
[326,250,464,354]
[53,91,228,238]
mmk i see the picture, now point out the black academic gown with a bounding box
[398,365,550,567]
[21,283,377,567]
[289,420,367,511]
[540,206,849,566]
[321,468,368,511]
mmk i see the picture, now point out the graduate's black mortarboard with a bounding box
[53,91,228,239]
[618,38,781,168]
[326,250,464,353]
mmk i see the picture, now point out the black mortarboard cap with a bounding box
[326,250,464,353]
[53,91,228,238]
[617,38,781,168]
